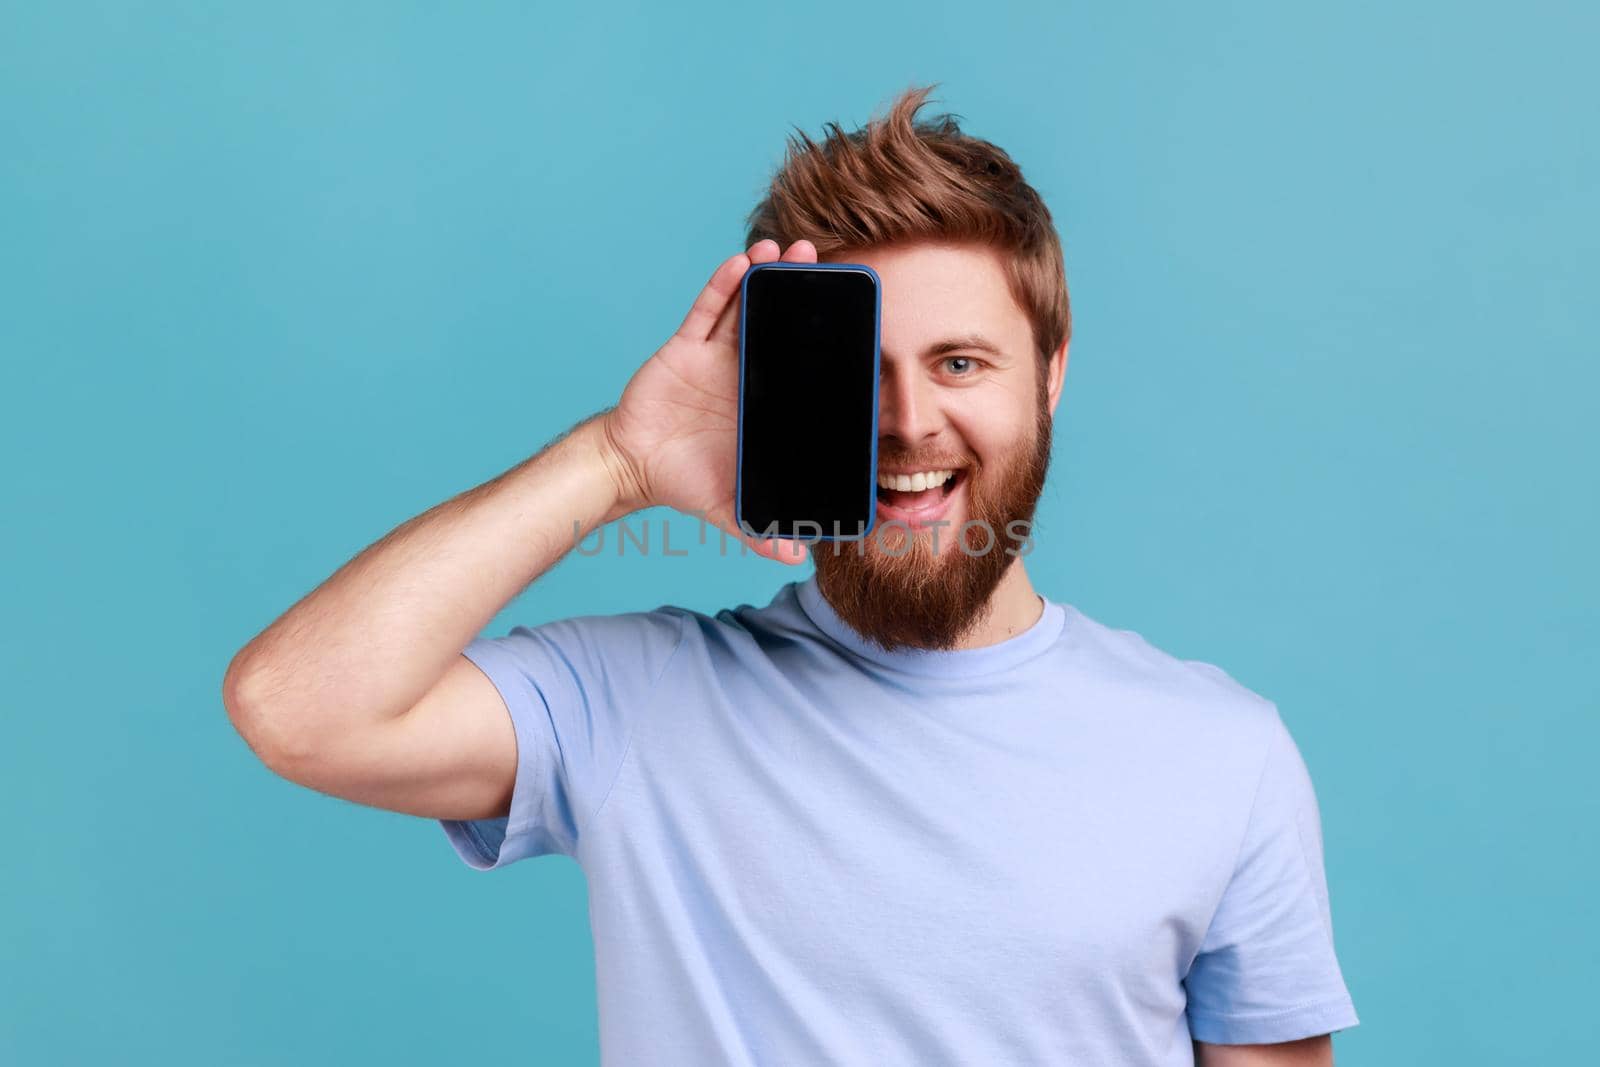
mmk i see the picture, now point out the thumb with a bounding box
[696,504,812,566]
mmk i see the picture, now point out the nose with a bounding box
[877,362,940,447]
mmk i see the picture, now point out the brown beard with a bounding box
[812,388,1053,652]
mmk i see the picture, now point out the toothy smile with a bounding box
[873,467,967,525]
[875,470,956,493]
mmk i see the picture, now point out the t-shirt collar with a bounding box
[794,573,1067,678]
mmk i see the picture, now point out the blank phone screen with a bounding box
[738,264,880,539]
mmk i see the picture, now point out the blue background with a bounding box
[3,2,1594,1063]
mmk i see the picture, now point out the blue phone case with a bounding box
[735,260,882,542]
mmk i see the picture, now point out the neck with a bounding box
[951,560,1044,650]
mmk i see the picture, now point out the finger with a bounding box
[676,240,782,345]
[767,537,811,566]
[779,239,819,263]
[707,239,783,347]
[702,501,812,566]
[675,247,755,344]
[714,239,817,342]
[710,239,818,347]
[750,535,811,566]
[748,238,783,264]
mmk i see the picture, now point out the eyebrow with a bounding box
[884,334,1008,360]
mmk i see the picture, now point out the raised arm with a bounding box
[222,238,815,821]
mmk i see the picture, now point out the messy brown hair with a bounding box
[744,83,1071,367]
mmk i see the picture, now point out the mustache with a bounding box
[874,449,976,470]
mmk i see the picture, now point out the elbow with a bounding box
[222,652,313,778]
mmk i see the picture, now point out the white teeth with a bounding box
[876,469,956,492]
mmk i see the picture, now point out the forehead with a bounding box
[828,240,1032,359]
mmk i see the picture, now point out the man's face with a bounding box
[811,239,1067,651]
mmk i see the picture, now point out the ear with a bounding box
[1045,337,1069,416]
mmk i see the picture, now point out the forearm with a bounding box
[224,411,633,751]
[1194,1036,1333,1066]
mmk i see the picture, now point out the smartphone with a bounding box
[736,261,881,541]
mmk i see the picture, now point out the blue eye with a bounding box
[945,356,976,375]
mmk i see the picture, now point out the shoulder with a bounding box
[594,582,842,685]
[479,605,696,687]
[512,582,811,659]
[1054,601,1283,747]
[518,603,692,652]
[648,581,815,649]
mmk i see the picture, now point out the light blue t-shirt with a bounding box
[440,576,1358,1065]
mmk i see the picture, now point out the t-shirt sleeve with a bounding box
[438,608,689,870]
[1184,709,1360,1044]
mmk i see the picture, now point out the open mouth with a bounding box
[875,468,966,513]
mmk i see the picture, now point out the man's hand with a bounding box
[599,237,817,565]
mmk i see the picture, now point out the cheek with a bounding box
[955,418,1030,475]
[948,384,1036,466]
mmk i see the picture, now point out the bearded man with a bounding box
[225,85,1358,1067]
